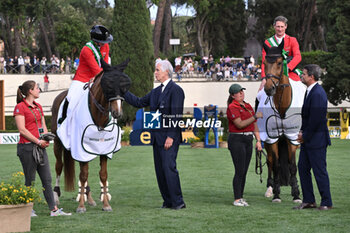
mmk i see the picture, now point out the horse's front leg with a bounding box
[53,138,63,205]
[287,142,301,203]
[266,143,281,202]
[76,162,89,213]
[265,150,274,198]
[100,156,112,211]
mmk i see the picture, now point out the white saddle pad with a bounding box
[57,89,121,162]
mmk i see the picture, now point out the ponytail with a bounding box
[227,95,234,107]
[16,80,36,104]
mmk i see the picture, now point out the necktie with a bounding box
[304,90,308,102]
[160,83,164,92]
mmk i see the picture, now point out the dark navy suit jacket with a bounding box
[124,79,185,146]
[301,83,331,148]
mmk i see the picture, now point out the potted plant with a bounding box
[187,137,204,148]
[121,126,132,146]
[0,172,41,232]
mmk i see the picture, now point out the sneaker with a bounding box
[241,199,249,206]
[50,208,72,216]
[233,199,249,207]
[31,209,38,217]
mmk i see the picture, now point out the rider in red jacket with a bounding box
[57,25,113,150]
[259,16,302,91]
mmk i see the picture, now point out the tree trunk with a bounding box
[162,0,172,56]
[153,0,166,57]
[14,19,22,56]
[314,3,327,51]
[196,13,208,57]
[39,19,52,58]
[47,15,59,57]
[302,0,316,51]
[3,15,14,57]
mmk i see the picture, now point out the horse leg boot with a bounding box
[77,181,96,207]
[100,156,112,211]
[100,181,112,211]
[76,162,89,213]
[265,158,274,198]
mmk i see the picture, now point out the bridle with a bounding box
[86,77,125,116]
[264,54,290,89]
[264,54,291,119]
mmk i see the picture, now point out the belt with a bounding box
[229,132,253,136]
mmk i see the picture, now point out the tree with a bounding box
[185,0,247,57]
[55,5,90,59]
[153,0,166,57]
[322,1,350,105]
[111,0,154,123]
[160,0,173,56]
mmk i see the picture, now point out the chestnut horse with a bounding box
[51,59,131,212]
[260,40,302,203]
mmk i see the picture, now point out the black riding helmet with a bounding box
[90,25,113,44]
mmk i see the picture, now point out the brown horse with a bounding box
[51,59,131,212]
[261,40,301,203]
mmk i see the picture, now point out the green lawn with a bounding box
[1,139,349,233]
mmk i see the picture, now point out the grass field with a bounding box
[1,139,349,233]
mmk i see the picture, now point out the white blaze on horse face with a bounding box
[117,99,122,115]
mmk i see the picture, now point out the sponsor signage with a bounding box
[0,133,20,144]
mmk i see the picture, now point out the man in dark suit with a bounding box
[294,64,333,210]
[124,59,186,210]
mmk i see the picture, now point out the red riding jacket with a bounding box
[261,34,301,81]
[73,43,109,83]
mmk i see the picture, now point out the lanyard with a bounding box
[28,104,43,136]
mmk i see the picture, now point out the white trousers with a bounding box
[57,80,87,149]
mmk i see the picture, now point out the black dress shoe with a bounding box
[293,202,317,209]
[172,203,186,210]
[317,206,332,210]
[161,203,171,209]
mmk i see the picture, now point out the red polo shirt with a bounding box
[73,43,109,83]
[227,100,255,133]
[13,100,44,144]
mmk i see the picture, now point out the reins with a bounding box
[86,75,125,117]
[255,149,267,183]
[87,79,110,116]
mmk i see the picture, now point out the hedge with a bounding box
[3,116,53,132]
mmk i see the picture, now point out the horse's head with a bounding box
[99,59,131,118]
[263,39,284,96]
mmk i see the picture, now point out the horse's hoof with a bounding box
[76,207,86,213]
[102,206,112,212]
[293,199,302,203]
[88,200,97,206]
[272,198,281,203]
[265,186,273,198]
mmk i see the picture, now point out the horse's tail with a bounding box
[278,135,290,186]
[51,90,75,191]
[63,149,75,191]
